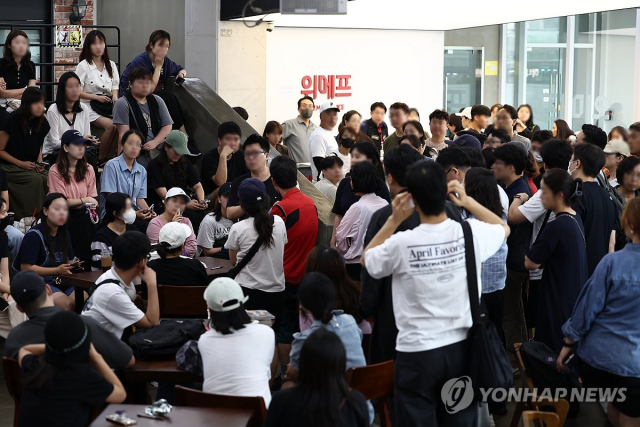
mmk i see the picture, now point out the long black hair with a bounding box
[16,87,46,137]
[209,304,252,335]
[55,71,83,114]
[518,104,535,128]
[39,193,70,261]
[2,30,32,73]
[79,30,114,78]
[298,272,336,324]
[464,168,504,218]
[158,145,188,188]
[542,168,582,208]
[349,142,385,180]
[298,328,356,427]
[103,192,130,226]
[240,196,274,249]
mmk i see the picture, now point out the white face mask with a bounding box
[122,209,136,225]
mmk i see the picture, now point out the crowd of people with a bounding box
[0,26,639,427]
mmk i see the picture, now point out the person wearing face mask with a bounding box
[282,96,317,164]
[337,126,356,177]
[147,222,207,286]
[338,110,373,145]
[91,193,139,271]
[48,130,98,268]
[82,231,159,339]
[147,187,198,257]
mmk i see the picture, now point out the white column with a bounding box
[185,0,220,91]
[633,8,640,122]
[564,15,575,125]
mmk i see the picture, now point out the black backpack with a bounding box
[596,173,627,250]
[128,319,206,360]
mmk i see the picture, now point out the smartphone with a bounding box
[143,204,154,214]
[0,298,9,312]
[35,161,49,167]
[175,76,185,86]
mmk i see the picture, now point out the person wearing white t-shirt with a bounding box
[362,161,510,426]
[309,101,340,182]
[336,126,355,177]
[198,277,275,406]
[82,231,159,339]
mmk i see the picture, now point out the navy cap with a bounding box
[238,178,266,204]
[218,182,232,196]
[61,129,91,146]
[11,271,46,307]
[452,134,482,151]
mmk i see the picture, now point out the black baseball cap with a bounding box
[61,129,91,146]
[11,271,46,307]
[219,182,232,196]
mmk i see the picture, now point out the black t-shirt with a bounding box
[227,173,281,208]
[19,354,114,427]
[0,59,36,89]
[200,148,248,195]
[17,224,74,285]
[0,227,8,260]
[0,168,8,191]
[332,176,391,216]
[146,157,200,207]
[263,387,369,427]
[574,181,618,276]
[0,111,50,162]
[147,257,208,286]
[504,177,533,272]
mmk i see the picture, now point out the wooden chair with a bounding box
[174,386,267,427]
[3,357,21,427]
[346,360,394,427]
[158,285,207,318]
[522,410,560,426]
[510,343,570,427]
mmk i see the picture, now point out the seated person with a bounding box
[200,121,247,195]
[100,129,155,232]
[147,187,197,257]
[198,277,275,406]
[197,182,233,258]
[226,134,281,220]
[5,270,134,369]
[82,231,159,339]
[112,67,172,167]
[18,311,126,427]
[314,156,343,203]
[0,167,24,261]
[264,120,290,158]
[91,193,138,271]
[146,130,206,230]
[0,30,37,126]
[47,130,98,266]
[147,222,207,285]
[0,87,49,220]
[0,196,15,338]
[17,193,78,311]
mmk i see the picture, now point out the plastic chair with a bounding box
[522,410,560,426]
[346,360,394,427]
[2,357,21,427]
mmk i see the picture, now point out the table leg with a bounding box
[74,288,84,314]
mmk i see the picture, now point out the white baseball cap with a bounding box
[319,101,340,114]
[204,277,249,312]
[158,222,192,250]
[164,187,191,203]
[603,139,630,157]
[455,107,472,119]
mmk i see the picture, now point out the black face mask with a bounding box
[341,138,355,149]
[0,216,13,231]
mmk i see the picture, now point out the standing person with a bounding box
[336,162,388,281]
[604,138,630,187]
[490,104,502,124]
[516,104,538,137]
[0,30,37,126]
[447,114,464,139]
[402,121,428,155]
[200,121,247,195]
[17,312,126,427]
[525,169,588,353]
[558,198,640,427]
[269,156,318,382]
[408,108,420,122]
[362,162,509,427]
[47,130,98,266]
[99,129,155,232]
[426,109,449,155]
[91,193,138,271]
[494,104,532,149]
[336,126,355,176]
[309,101,340,182]
[361,102,389,152]
[339,110,374,144]
[282,96,317,164]
[628,122,640,157]
[552,119,575,142]
[263,120,290,157]
[314,156,343,203]
[382,102,409,154]
[226,179,287,331]
[608,125,629,142]
[457,105,490,143]
[146,188,197,257]
[76,30,120,161]
[112,67,173,167]
[0,87,49,220]
[615,156,640,204]
[196,183,233,257]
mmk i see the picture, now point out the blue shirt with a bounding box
[119,52,184,96]
[99,155,147,219]
[465,212,507,294]
[562,243,640,378]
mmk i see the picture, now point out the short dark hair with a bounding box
[489,129,511,145]
[429,109,450,124]
[493,144,528,175]
[121,129,145,145]
[616,156,640,184]
[350,161,382,194]
[128,67,153,84]
[463,147,486,168]
[540,139,573,170]
[531,130,554,145]
[500,104,518,120]
[298,96,314,108]
[270,156,298,189]
[629,122,640,133]
[542,168,581,207]
[581,124,608,150]
[244,134,270,153]
[20,289,48,314]
[233,106,248,120]
[471,105,491,120]
[104,192,130,225]
[320,156,343,171]
[146,30,171,52]
[218,121,242,139]
[112,231,151,270]
[573,143,605,178]
[209,304,252,335]
[383,144,425,187]
[370,102,387,113]
[448,114,463,133]
[389,102,409,115]
[407,161,447,216]
[409,107,420,118]
[435,145,471,170]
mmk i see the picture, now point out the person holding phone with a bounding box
[146,187,197,257]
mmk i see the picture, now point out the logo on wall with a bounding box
[301,74,352,100]
[56,25,83,49]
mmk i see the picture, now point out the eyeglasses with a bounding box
[445,167,455,175]
[146,253,152,261]
[244,151,266,159]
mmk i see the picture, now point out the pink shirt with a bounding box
[336,193,388,263]
[47,164,97,205]
[146,215,197,258]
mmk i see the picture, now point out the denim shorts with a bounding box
[49,284,75,296]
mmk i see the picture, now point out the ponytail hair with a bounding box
[156,241,181,259]
[298,272,336,324]
[541,168,582,207]
[240,195,273,249]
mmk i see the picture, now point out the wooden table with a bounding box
[61,257,234,313]
[122,359,202,383]
[90,404,253,427]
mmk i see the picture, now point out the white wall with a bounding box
[266,27,445,132]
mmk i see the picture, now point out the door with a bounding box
[525,46,565,131]
[443,47,484,113]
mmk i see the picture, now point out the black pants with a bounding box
[345,263,361,282]
[483,289,505,347]
[276,283,300,345]
[525,278,541,330]
[395,340,477,427]
[241,286,285,333]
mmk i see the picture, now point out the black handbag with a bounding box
[462,221,514,394]
[90,97,114,117]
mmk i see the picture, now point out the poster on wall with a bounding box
[56,25,83,49]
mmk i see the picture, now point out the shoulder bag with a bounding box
[226,237,264,279]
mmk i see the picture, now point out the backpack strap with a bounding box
[461,221,480,324]
[87,278,121,298]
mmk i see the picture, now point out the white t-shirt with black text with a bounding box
[309,126,339,182]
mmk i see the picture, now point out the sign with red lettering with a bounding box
[301,74,352,99]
